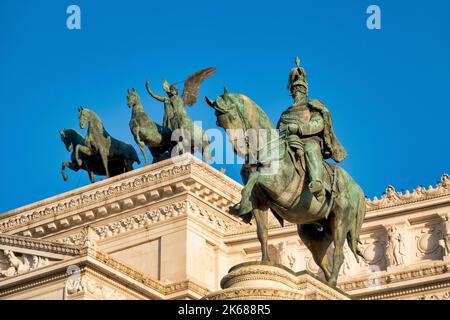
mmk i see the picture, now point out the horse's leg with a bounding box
[136,133,149,165]
[201,134,212,162]
[328,210,348,287]
[234,171,260,216]
[253,208,270,261]
[75,145,92,166]
[62,160,81,181]
[297,224,333,279]
[87,171,95,183]
[125,160,133,172]
[99,149,110,178]
[139,142,149,166]
[62,161,70,181]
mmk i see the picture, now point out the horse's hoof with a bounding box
[228,205,240,216]
[62,175,68,181]
[328,279,337,287]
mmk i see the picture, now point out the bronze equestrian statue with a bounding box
[205,58,366,286]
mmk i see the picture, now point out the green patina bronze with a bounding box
[59,129,125,183]
[75,107,140,179]
[127,88,174,165]
[59,128,134,183]
[205,58,367,286]
[145,68,216,161]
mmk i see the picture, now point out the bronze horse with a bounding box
[206,89,366,286]
[127,88,174,164]
[75,107,140,178]
[60,128,134,183]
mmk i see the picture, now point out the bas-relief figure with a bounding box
[146,68,216,162]
[386,225,406,267]
[277,241,297,269]
[0,250,50,278]
[206,57,366,286]
[442,213,450,256]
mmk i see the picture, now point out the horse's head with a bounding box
[205,87,247,131]
[78,106,89,129]
[59,129,72,152]
[205,88,274,158]
[127,88,140,108]
[205,88,250,156]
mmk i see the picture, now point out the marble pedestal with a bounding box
[204,262,350,300]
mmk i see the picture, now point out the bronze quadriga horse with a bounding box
[75,107,140,179]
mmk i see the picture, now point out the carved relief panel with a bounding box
[412,221,444,262]
[0,249,54,278]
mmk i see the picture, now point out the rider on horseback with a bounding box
[277,57,347,205]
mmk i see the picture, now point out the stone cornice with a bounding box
[361,282,450,300]
[0,234,81,256]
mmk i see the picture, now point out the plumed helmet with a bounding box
[287,56,308,92]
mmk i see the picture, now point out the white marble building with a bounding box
[0,154,449,300]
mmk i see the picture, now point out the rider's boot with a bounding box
[304,141,326,206]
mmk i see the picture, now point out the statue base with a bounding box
[203,262,350,300]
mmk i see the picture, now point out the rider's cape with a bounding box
[308,99,347,163]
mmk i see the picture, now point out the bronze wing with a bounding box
[182,67,216,106]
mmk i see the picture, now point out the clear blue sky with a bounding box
[0,0,449,213]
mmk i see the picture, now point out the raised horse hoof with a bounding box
[229,204,252,218]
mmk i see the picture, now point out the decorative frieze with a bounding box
[0,250,53,279]
[0,163,192,233]
[338,260,450,293]
[0,234,81,256]
[65,274,128,300]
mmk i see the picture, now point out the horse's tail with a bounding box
[348,188,367,263]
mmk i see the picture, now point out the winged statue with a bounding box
[145,67,216,161]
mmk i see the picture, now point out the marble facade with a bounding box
[0,154,449,300]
